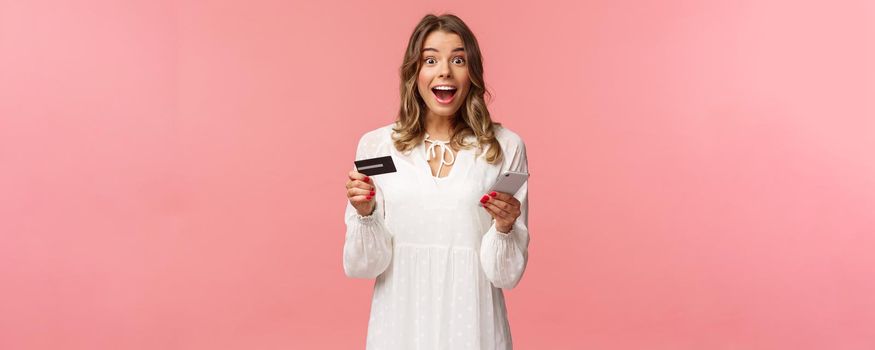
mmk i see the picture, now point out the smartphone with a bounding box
[489,170,529,196]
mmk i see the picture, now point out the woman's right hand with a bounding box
[347,170,377,216]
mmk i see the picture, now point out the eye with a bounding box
[424,57,436,64]
[452,57,466,65]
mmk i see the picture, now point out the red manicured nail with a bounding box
[363,176,370,182]
[480,195,489,203]
[366,195,372,200]
[489,192,497,197]
[370,191,375,196]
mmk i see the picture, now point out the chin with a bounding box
[430,108,461,118]
[426,100,465,117]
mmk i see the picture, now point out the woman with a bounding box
[343,13,530,350]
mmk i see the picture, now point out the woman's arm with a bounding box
[342,133,393,279]
[480,138,530,289]
[343,195,393,278]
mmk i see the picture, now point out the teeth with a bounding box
[433,86,456,91]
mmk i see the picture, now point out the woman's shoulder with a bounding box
[492,124,528,171]
[354,123,396,159]
[493,124,526,150]
[357,123,395,143]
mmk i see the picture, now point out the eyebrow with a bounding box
[421,47,466,53]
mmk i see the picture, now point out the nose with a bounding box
[438,61,452,78]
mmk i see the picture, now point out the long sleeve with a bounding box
[342,133,393,279]
[479,138,531,289]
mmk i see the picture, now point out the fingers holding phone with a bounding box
[481,191,521,233]
[480,171,529,233]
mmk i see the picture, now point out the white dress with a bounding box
[343,123,530,350]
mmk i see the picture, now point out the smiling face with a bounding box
[416,30,471,120]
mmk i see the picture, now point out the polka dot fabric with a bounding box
[343,123,530,350]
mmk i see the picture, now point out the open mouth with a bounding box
[431,85,457,104]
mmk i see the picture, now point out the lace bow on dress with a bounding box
[424,133,456,178]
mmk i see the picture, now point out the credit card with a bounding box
[354,155,397,176]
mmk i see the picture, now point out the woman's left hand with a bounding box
[480,191,521,234]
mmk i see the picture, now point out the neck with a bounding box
[424,112,456,140]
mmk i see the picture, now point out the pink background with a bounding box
[1,0,873,349]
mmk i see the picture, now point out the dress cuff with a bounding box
[355,210,376,221]
[355,211,378,223]
[495,225,513,238]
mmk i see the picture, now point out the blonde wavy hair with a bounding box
[391,13,503,165]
